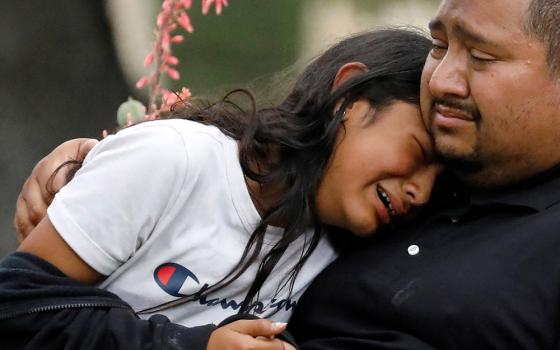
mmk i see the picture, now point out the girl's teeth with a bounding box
[378,188,396,216]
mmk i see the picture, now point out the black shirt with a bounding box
[289,169,560,349]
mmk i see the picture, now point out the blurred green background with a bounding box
[0,0,439,257]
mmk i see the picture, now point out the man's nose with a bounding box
[428,51,470,99]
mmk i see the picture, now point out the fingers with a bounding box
[207,319,290,350]
[76,139,99,161]
[228,319,287,338]
[250,338,288,350]
[207,327,287,350]
[237,337,288,350]
[33,138,98,197]
[14,192,33,242]
[44,138,97,193]
[24,177,49,225]
[282,341,297,350]
[14,179,47,243]
[14,175,49,241]
[44,158,78,195]
[13,138,98,243]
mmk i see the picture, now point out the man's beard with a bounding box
[439,150,484,175]
[429,97,485,180]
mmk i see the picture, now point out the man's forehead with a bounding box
[436,0,531,25]
[428,18,501,47]
[430,0,529,43]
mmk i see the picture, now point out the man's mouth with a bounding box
[377,185,396,217]
[434,103,474,122]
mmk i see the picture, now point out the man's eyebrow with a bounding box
[429,18,498,47]
[453,24,497,46]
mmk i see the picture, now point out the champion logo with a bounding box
[152,262,298,315]
[154,262,199,297]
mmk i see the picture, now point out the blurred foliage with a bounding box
[146,0,439,101]
[166,0,303,98]
[353,0,441,11]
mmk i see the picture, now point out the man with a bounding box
[289,0,560,348]
[10,0,560,348]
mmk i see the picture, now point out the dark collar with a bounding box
[467,164,560,211]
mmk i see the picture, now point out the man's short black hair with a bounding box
[526,0,560,74]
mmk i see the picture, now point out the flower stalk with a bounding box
[121,0,228,127]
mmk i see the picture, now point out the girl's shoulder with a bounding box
[123,119,230,144]
[104,119,236,167]
[118,118,240,177]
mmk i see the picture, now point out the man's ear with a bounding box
[332,62,368,92]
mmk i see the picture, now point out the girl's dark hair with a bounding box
[140,28,432,315]
[54,28,431,315]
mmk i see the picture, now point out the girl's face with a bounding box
[316,99,443,236]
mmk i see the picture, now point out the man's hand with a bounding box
[14,138,98,242]
[207,319,296,350]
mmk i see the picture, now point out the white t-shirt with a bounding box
[48,119,337,326]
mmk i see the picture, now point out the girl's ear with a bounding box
[331,62,368,92]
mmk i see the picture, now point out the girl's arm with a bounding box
[10,131,298,349]
[0,252,216,350]
[0,252,296,350]
[18,216,102,283]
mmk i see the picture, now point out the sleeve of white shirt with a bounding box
[47,122,188,276]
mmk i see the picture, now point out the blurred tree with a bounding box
[0,0,131,257]
[169,0,302,97]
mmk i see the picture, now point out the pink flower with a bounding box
[166,67,180,80]
[143,52,154,67]
[202,0,228,15]
[161,32,171,50]
[162,0,173,11]
[128,0,230,118]
[178,87,192,99]
[135,76,150,89]
[171,35,184,43]
[161,87,192,112]
[177,12,194,33]
[157,11,170,28]
[168,23,178,32]
[165,55,180,65]
[162,92,179,110]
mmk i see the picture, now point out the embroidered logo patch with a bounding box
[153,262,199,297]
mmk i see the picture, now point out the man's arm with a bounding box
[14,138,98,242]
[13,138,103,283]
